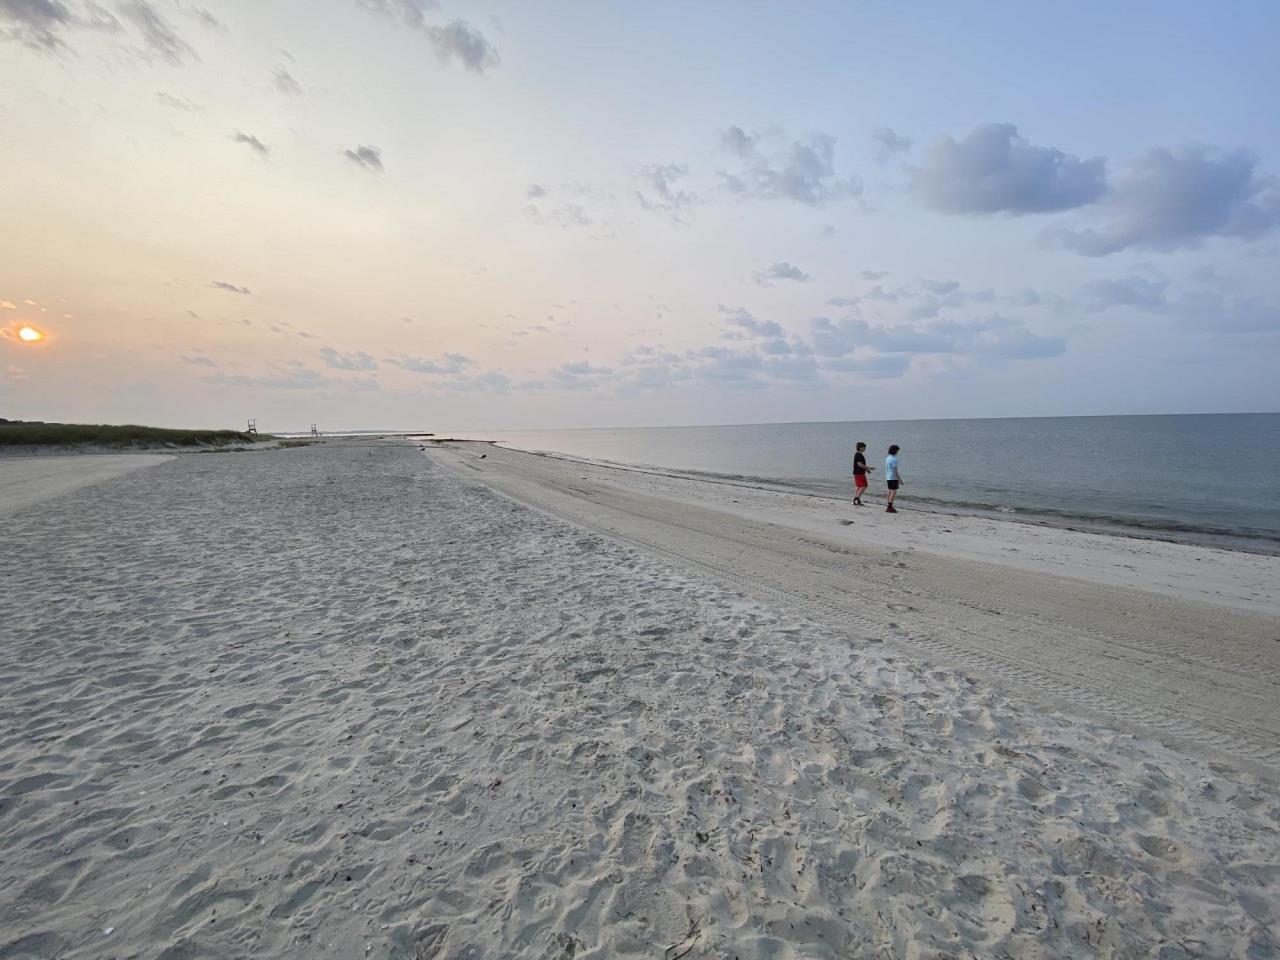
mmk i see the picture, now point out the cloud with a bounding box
[442,370,512,394]
[752,261,810,286]
[761,354,820,382]
[155,90,199,111]
[718,306,783,338]
[206,367,337,391]
[357,0,437,29]
[426,19,498,72]
[809,313,1063,362]
[1171,290,1279,334]
[1,0,123,52]
[913,123,1106,215]
[1076,276,1169,312]
[850,278,998,322]
[673,343,832,389]
[1071,274,1278,333]
[614,347,690,391]
[811,317,957,356]
[181,353,216,367]
[359,1,498,72]
[822,354,911,379]
[549,360,612,390]
[520,180,620,231]
[760,337,792,355]
[977,327,1066,359]
[3,0,206,61]
[117,0,196,65]
[522,199,594,229]
[0,300,16,309]
[191,6,221,30]
[689,345,765,386]
[719,125,860,206]
[273,67,302,95]
[210,280,251,295]
[0,0,74,51]
[1044,145,1280,256]
[872,127,912,163]
[919,279,960,295]
[720,125,755,157]
[387,352,473,374]
[862,284,901,303]
[345,144,383,173]
[635,163,698,219]
[318,346,378,371]
[231,131,269,157]
[861,270,888,281]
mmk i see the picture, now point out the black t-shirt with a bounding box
[853,452,867,475]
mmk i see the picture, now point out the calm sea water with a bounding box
[464,414,1280,554]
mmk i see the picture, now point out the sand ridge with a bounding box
[0,455,172,517]
[1,440,1276,958]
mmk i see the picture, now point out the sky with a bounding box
[2,0,1278,431]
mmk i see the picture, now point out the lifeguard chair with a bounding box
[246,418,258,436]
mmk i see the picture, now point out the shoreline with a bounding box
[482,442,1280,557]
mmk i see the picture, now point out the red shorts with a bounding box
[854,474,868,489]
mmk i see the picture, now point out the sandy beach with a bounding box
[0,455,173,518]
[2,438,1278,958]
[431,441,1280,773]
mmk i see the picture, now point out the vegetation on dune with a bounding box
[0,421,269,449]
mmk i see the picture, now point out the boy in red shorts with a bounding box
[852,441,873,505]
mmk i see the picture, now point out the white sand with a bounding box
[0,454,172,516]
[1,439,1277,958]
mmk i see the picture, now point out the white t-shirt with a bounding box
[885,454,899,481]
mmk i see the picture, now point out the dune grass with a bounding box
[0,422,267,449]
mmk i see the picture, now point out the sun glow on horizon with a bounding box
[17,325,44,342]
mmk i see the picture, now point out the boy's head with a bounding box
[856,442,866,451]
[888,444,900,455]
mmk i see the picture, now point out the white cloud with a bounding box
[719,125,860,206]
[752,261,810,286]
[913,123,1106,215]
[344,144,383,173]
[1046,145,1280,255]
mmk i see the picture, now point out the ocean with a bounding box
[462,414,1280,554]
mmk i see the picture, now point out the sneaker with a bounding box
[886,505,897,513]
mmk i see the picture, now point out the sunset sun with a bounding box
[17,325,44,342]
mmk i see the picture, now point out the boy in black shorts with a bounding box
[885,444,902,513]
